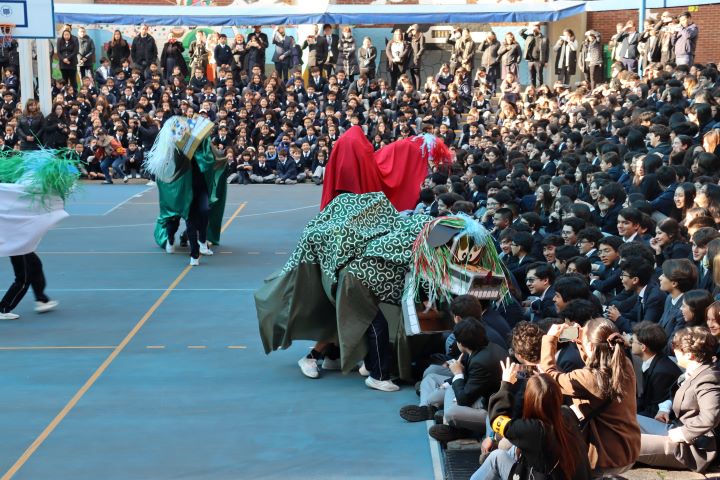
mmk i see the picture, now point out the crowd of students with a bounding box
[3,13,719,478]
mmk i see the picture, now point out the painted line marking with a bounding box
[426,420,445,480]
[221,202,247,233]
[51,203,316,231]
[0,346,116,351]
[145,346,165,349]
[49,288,255,292]
[0,201,249,480]
[227,345,247,349]
[37,251,233,255]
[187,346,207,349]
[102,186,153,216]
[247,251,260,255]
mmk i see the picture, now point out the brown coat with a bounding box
[540,335,641,469]
[671,363,720,472]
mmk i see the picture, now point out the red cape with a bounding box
[320,126,430,212]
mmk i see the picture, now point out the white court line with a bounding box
[50,288,255,292]
[51,204,320,231]
[426,420,445,480]
[103,186,154,216]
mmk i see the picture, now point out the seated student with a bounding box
[541,234,564,267]
[576,227,604,271]
[617,207,648,244]
[250,153,276,184]
[633,321,682,419]
[607,257,666,334]
[651,218,692,267]
[551,298,603,374]
[638,327,720,473]
[680,290,715,329]
[567,256,592,283]
[274,149,298,184]
[561,217,586,247]
[658,259,698,341]
[401,318,506,443]
[593,182,625,236]
[541,319,641,476]
[553,274,592,312]
[497,228,516,265]
[651,166,679,217]
[509,231,537,297]
[555,245,580,275]
[692,227,720,291]
[471,370,591,480]
[600,151,623,181]
[524,262,556,321]
[589,236,624,301]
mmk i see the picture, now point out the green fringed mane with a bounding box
[0,149,80,206]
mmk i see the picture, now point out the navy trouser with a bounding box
[364,309,392,381]
[0,253,49,313]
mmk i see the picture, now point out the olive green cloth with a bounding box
[255,192,433,381]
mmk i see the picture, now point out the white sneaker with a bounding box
[298,357,320,378]
[146,180,156,186]
[134,174,141,179]
[123,175,129,183]
[358,362,370,377]
[199,241,214,256]
[322,357,341,370]
[0,312,19,320]
[165,240,175,254]
[365,376,399,392]
[190,257,200,266]
[34,300,58,313]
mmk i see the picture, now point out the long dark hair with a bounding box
[684,290,714,326]
[110,30,127,47]
[523,374,576,479]
[583,318,631,401]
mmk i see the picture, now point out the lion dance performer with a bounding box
[145,115,228,266]
[0,149,80,319]
[254,128,510,393]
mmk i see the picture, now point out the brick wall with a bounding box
[587,5,718,64]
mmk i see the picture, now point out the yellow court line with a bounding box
[1,201,249,480]
[0,346,116,351]
[221,202,247,233]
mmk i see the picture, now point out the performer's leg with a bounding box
[100,158,114,183]
[26,253,49,303]
[186,219,200,259]
[166,217,180,245]
[364,309,392,381]
[0,255,30,314]
[195,190,210,245]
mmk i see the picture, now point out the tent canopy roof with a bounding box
[54,2,586,26]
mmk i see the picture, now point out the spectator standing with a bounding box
[316,24,339,78]
[0,33,17,82]
[213,34,233,76]
[520,22,548,87]
[246,26,269,75]
[497,32,521,80]
[77,27,95,79]
[105,29,130,74]
[616,20,640,72]
[358,37,377,80]
[553,29,577,86]
[447,27,476,74]
[674,11,699,66]
[406,24,425,90]
[41,103,69,149]
[385,29,409,90]
[189,30,209,77]
[17,99,44,151]
[655,11,677,66]
[336,27,359,83]
[230,32,246,74]
[479,31,500,92]
[57,29,79,91]
[272,26,294,82]
[160,34,188,81]
[131,25,158,74]
[301,25,321,71]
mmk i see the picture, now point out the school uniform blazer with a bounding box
[638,354,682,418]
[450,342,507,407]
[616,283,667,334]
[670,364,720,472]
[658,294,685,343]
[590,262,622,297]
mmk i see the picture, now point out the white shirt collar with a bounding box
[641,355,656,372]
[624,232,638,243]
[638,285,647,301]
[671,294,683,306]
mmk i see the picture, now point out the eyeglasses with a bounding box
[525,277,538,283]
[619,273,632,278]
[598,249,614,254]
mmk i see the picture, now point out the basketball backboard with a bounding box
[0,0,55,38]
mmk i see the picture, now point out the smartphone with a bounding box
[559,326,579,343]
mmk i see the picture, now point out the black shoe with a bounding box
[434,409,444,425]
[428,424,474,443]
[399,405,436,422]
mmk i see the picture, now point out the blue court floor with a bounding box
[0,184,435,480]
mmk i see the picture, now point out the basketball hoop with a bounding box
[0,24,14,49]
